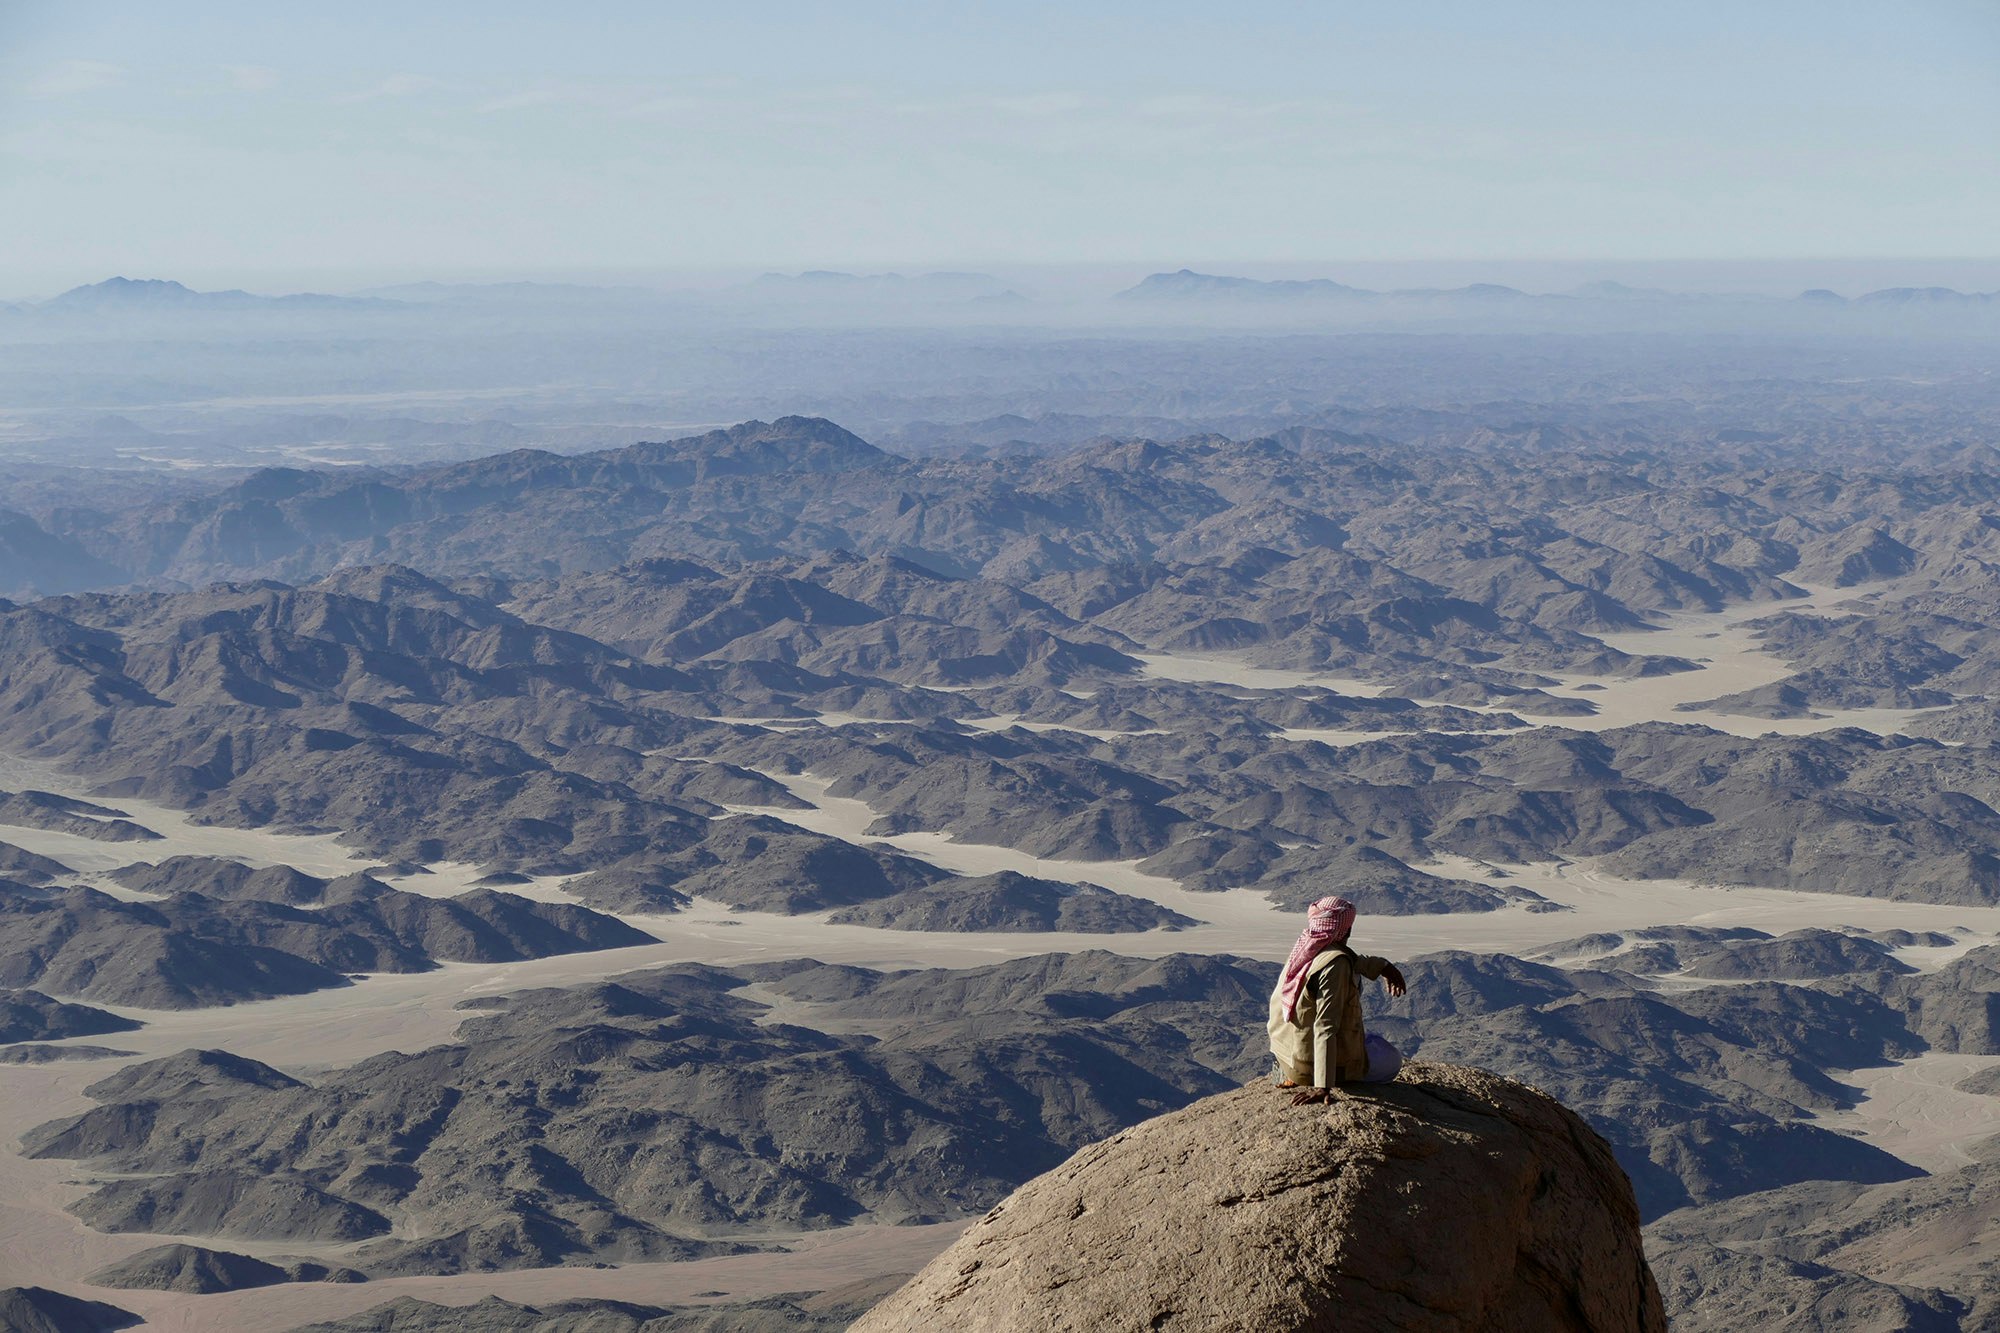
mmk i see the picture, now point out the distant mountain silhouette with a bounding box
[1117,270,1537,302]
[1795,286,1998,306]
[43,277,395,312]
[1854,286,1997,306]
[1117,270,1368,301]
[1123,270,1999,311]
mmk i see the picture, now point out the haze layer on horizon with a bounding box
[3,0,1998,296]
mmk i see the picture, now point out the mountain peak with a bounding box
[42,277,392,312]
[618,416,893,474]
[1855,286,1994,306]
[1116,270,1366,301]
[50,277,205,306]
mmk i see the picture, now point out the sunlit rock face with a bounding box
[854,1063,1667,1333]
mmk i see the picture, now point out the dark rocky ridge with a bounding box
[20,947,1971,1279]
[0,1044,135,1064]
[288,1274,910,1332]
[87,1243,365,1294]
[0,791,160,843]
[6,482,2000,910]
[0,1285,139,1332]
[1646,1243,1967,1332]
[824,870,1192,932]
[8,410,2000,1321]
[0,989,140,1045]
[0,556,1704,904]
[0,842,73,885]
[1647,1151,2000,1330]
[1532,926,1925,981]
[1370,950,1933,1216]
[10,416,1950,641]
[21,956,1264,1275]
[0,879,654,1008]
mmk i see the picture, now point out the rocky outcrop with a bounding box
[1646,1152,2000,1330]
[825,871,1193,932]
[854,1063,1664,1333]
[20,958,1259,1276]
[0,1286,138,1332]
[0,881,655,1009]
[1645,1243,1965,1332]
[0,989,140,1045]
[289,1274,910,1331]
[85,1243,365,1293]
[0,791,160,843]
[0,842,71,885]
[0,1044,134,1064]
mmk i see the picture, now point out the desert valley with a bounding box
[1,311,1999,1327]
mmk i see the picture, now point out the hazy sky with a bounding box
[3,1,1998,294]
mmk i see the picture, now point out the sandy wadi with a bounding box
[1,760,1997,1322]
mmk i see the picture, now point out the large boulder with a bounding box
[854,1062,1665,1332]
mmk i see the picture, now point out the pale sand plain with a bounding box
[1,588,1995,1326]
[1817,1054,2000,1173]
[956,713,1168,740]
[120,1220,968,1333]
[1140,583,1953,739]
[8,768,1989,1312]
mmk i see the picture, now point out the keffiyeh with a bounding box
[1275,896,1356,1024]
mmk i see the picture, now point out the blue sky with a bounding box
[3,1,1997,293]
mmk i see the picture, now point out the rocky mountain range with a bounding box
[0,877,652,1008]
[4,399,2000,1328]
[7,543,2000,923]
[1117,268,2000,313]
[21,940,1976,1285]
[290,1276,909,1333]
[2,415,1996,619]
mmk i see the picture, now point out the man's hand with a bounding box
[1290,1087,1330,1106]
[1382,963,1408,998]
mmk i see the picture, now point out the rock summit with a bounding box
[855,1062,1666,1332]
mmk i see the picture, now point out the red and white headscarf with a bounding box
[1275,896,1356,1024]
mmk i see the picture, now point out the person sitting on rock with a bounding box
[1267,895,1407,1103]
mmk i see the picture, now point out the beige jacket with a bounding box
[1267,944,1388,1088]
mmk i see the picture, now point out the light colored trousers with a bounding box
[1277,1034,1402,1085]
